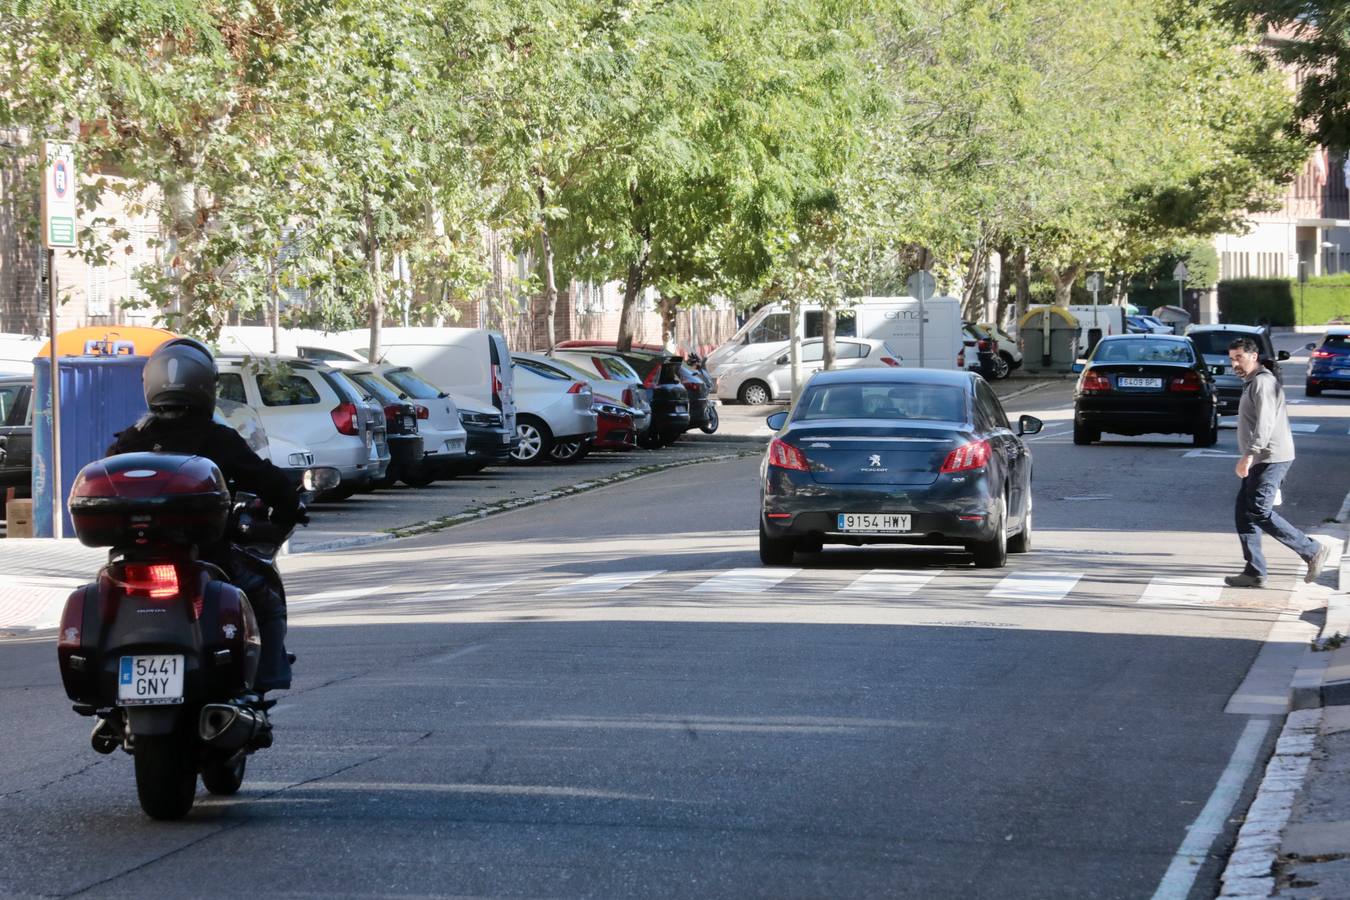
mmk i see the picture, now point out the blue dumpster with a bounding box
[32,355,149,538]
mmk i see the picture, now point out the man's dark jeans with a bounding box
[1235,461,1319,578]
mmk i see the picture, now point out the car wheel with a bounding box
[510,417,554,465]
[550,440,589,463]
[1008,495,1032,554]
[990,353,1011,380]
[1004,351,1023,370]
[739,380,771,406]
[1072,420,1099,446]
[759,521,796,566]
[969,497,1008,568]
[1193,414,1219,448]
[1307,382,1322,397]
[401,470,436,488]
[637,430,663,449]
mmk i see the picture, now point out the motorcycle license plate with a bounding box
[118,655,185,706]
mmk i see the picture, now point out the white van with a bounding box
[1028,304,1125,355]
[706,296,964,375]
[338,327,517,434]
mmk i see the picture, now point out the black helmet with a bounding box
[143,337,218,418]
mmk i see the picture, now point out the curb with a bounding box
[286,450,757,554]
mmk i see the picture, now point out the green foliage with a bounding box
[1218,275,1350,325]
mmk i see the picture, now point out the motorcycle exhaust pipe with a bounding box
[198,703,263,751]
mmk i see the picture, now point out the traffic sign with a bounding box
[40,141,77,249]
[905,270,935,301]
[1085,272,1102,293]
[1172,261,1189,282]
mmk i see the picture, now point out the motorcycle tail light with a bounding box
[120,563,179,599]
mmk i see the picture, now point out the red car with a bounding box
[593,401,638,450]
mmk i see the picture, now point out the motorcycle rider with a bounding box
[106,337,304,694]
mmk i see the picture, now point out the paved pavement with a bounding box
[4,348,1349,897]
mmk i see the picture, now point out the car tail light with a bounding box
[941,439,990,473]
[330,401,359,435]
[767,438,810,472]
[1080,371,1112,393]
[978,339,991,352]
[643,366,659,388]
[567,381,586,394]
[1169,370,1202,392]
[415,404,430,420]
[491,364,504,408]
[1312,349,1334,359]
[880,356,901,367]
[121,563,179,599]
[383,404,401,423]
[622,387,635,406]
[956,349,966,368]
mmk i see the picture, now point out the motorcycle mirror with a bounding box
[302,467,342,493]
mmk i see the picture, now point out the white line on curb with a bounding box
[1336,490,1350,525]
[1151,717,1272,900]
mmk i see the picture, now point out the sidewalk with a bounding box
[1221,515,1350,898]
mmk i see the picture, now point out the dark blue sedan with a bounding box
[759,368,1041,569]
[1306,327,1350,396]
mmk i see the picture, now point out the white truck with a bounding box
[706,296,965,375]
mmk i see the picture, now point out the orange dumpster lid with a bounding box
[37,326,178,358]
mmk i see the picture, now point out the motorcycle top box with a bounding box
[68,453,231,548]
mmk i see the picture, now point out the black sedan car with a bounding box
[759,368,1041,569]
[1072,334,1218,446]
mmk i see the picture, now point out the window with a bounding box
[795,383,967,422]
[0,385,18,422]
[804,311,857,339]
[383,368,444,400]
[1188,331,1268,358]
[349,373,401,404]
[976,381,1010,429]
[300,347,362,363]
[748,313,790,344]
[836,342,867,359]
[1090,339,1194,364]
[801,342,824,363]
[217,373,248,404]
[1322,334,1350,350]
[515,358,570,381]
[258,373,321,406]
[593,356,640,382]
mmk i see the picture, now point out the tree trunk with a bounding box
[658,293,679,350]
[1050,263,1082,306]
[822,305,836,370]
[994,243,1012,328]
[616,231,651,352]
[269,261,280,354]
[961,241,986,320]
[365,200,384,363]
[537,182,559,350]
[1014,247,1031,324]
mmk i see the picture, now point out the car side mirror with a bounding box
[1071,359,1086,374]
[766,411,789,431]
[1017,415,1043,436]
[1306,342,1317,351]
[302,467,342,493]
[1277,350,1290,361]
[776,355,789,366]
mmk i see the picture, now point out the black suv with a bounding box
[0,374,33,502]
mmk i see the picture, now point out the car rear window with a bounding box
[0,384,19,421]
[217,373,248,404]
[259,373,322,406]
[515,359,570,380]
[594,356,639,381]
[383,368,442,399]
[1091,340,1194,364]
[1188,331,1265,357]
[1323,334,1350,350]
[795,383,968,422]
[349,372,401,404]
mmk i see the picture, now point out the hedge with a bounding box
[1218,276,1350,326]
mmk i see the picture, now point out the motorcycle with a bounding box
[55,452,338,820]
[686,353,720,434]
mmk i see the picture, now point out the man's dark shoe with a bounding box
[1225,573,1267,589]
[1306,542,1332,584]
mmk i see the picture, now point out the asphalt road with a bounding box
[1,335,1347,899]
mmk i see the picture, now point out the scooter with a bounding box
[55,452,338,820]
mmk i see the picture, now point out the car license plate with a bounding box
[837,513,911,533]
[445,438,465,454]
[403,416,415,430]
[1118,377,1162,388]
[118,655,184,706]
[675,404,688,413]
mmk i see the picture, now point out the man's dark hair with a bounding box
[1228,337,1260,355]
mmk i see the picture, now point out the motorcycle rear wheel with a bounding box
[134,733,197,820]
[201,753,247,796]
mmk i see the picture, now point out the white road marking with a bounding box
[290,587,379,606]
[1150,718,1272,900]
[1290,422,1319,433]
[840,570,941,596]
[988,571,1082,601]
[545,570,664,595]
[400,579,523,604]
[1062,495,1112,501]
[1183,449,1241,459]
[691,567,799,594]
[1137,576,1225,606]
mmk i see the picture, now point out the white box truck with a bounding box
[706,296,965,375]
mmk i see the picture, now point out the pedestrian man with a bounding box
[1225,337,1331,587]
